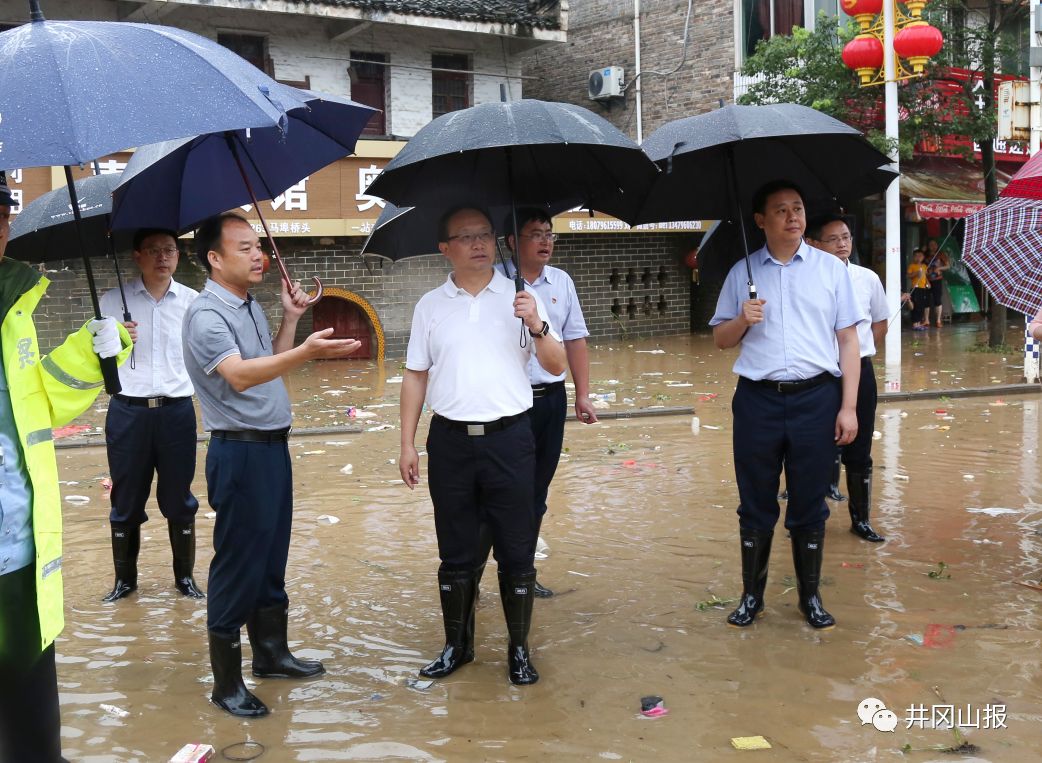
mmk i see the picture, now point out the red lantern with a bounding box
[840,0,882,17]
[842,36,884,86]
[262,252,271,274]
[894,23,943,74]
[684,249,699,269]
[840,0,882,31]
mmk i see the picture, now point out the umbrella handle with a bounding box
[270,246,323,306]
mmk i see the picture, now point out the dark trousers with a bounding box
[840,356,877,471]
[427,415,537,575]
[205,439,292,636]
[732,376,840,532]
[105,396,199,525]
[909,287,930,324]
[0,564,64,763]
[528,383,567,519]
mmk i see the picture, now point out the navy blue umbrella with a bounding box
[0,0,319,391]
[111,89,376,303]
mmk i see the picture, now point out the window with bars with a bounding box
[350,52,388,135]
[432,53,471,119]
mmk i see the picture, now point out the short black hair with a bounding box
[751,180,805,215]
[437,205,492,244]
[195,213,250,273]
[502,207,552,247]
[806,213,850,242]
[132,228,178,252]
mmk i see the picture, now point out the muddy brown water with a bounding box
[47,327,1042,761]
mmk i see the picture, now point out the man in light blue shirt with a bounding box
[710,180,862,631]
[491,207,598,597]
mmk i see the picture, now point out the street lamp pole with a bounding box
[882,0,902,392]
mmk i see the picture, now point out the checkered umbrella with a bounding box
[1000,151,1042,200]
[962,196,1042,317]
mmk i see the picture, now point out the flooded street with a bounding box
[50,327,1042,762]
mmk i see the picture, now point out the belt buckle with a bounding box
[466,424,485,436]
[776,381,786,393]
[147,398,161,409]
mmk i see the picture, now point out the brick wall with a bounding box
[27,231,695,356]
[518,0,736,142]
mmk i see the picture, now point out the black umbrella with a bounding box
[634,104,892,299]
[8,170,135,322]
[364,98,658,292]
[363,100,657,218]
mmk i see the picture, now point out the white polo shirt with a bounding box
[100,277,197,397]
[406,269,557,422]
[848,262,888,358]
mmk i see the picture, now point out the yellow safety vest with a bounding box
[1,258,131,650]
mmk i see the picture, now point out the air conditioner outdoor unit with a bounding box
[588,66,624,100]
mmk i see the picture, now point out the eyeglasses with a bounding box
[819,234,852,245]
[520,232,558,243]
[446,231,494,246]
[142,246,179,258]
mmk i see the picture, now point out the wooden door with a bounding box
[313,298,372,359]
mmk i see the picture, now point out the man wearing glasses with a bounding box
[99,229,204,602]
[480,207,598,598]
[806,213,887,544]
[399,206,565,686]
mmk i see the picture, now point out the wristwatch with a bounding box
[529,320,550,338]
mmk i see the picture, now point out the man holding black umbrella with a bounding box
[485,207,598,598]
[183,213,361,717]
[710,180,862,631]
[99,228,204,602]
[399,206,565,686]
[0,170,130,762]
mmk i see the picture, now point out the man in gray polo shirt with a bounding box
[183,213,360,718]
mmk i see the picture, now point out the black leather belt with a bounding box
[744,372,834,394]
[211,428,290,443]
[114,394,191,409]
[433,412,525,436]
[531,381,565,399]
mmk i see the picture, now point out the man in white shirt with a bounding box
[489,207,598,598]
[99,229,203,601]
[807,213,887,543]
[399,206,565,686]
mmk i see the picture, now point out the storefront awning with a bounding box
[902,156,1011,221]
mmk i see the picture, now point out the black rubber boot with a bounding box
[168,521,205,598]
[102,523,139,602]
[726,527,774,627]
[247,604,325,678]
[790,528,836,629]
[847,467,885,543]
[208,630,269,717]
[499,570,539,685]
[827,453,846,501]
[420,569,476,678]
